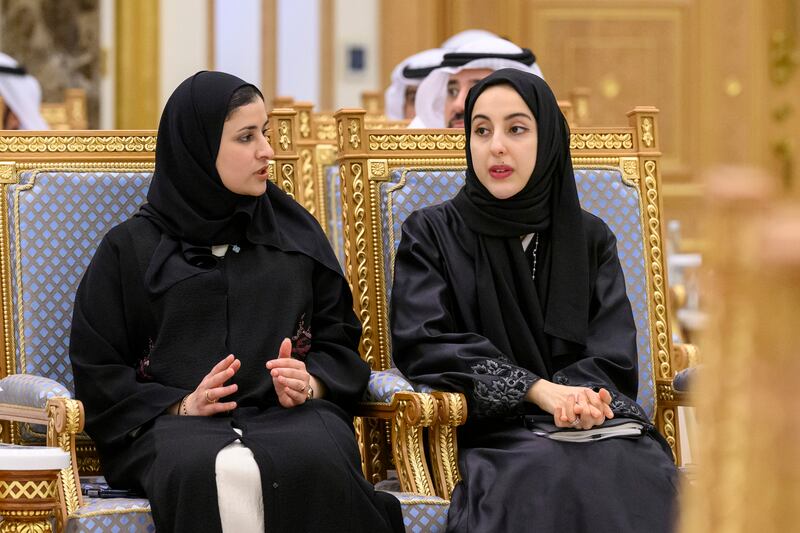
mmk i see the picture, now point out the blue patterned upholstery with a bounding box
[324,165,345,267]
[380,169,466,306]
[388,492,449,533]
[66,498,154,533]
[378,167,656,419]
[5,170,151,441]
[0,374,71,408]
[7,171,152,390]
[366,368,415,403]
[573,168,654,419]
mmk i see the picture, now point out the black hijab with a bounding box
[452,68,589,377]
[138,71,340,294]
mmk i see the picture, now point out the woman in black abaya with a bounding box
[391,69,678,532]
[70,71,402,533]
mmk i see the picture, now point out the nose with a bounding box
[490,132,506,156]
[454,89,468,114]
[258,135,275,161]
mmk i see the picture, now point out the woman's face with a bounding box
[469,84,538,200]
[216,99,274,196]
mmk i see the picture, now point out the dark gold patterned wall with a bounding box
[0,0,100,128]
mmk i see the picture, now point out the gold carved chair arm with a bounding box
[429,391,468,499]
[356,390,437,496]
[45,397,85,522]
[0,395,84,528]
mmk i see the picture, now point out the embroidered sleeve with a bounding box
[552,373,649,423]
[469,357,539,418]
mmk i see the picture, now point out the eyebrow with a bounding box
[472,112,533,121]
[236,120,269,133]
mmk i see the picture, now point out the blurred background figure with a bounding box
[384,48,445,120]
[440,28,498,51]
[0,52,48,130]
[411,36,544,128]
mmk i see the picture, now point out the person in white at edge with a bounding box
[0,52,48,130]
[440,28,498,51]
[384,48,446,120]
[410,36,544,129]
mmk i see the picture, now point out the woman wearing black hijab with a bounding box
[70,71,402,533]
[391,69,678,532]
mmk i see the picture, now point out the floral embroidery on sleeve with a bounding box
[469,357,538,418]
[136,337,154,381]
[291,313,312,360]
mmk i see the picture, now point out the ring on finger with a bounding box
[205,390,217,404]
[570,416,581,428]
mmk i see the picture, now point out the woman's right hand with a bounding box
[526,379,614,429]
[182,354,241,416]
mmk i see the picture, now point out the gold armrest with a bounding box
[0,397,84,528]
[356,391,437,496]
[429,391,467,499]
[46,397,84,526]
[673,342,701,371]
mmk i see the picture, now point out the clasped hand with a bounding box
[528,380,614,430]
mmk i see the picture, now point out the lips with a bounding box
[255,166,269,178]
[489,165,513,179]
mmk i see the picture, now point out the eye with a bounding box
[509,125,529,135]
[446,85,459,98]
[239,133,253,143]
[473,126,490,136]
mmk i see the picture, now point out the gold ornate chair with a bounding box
[0,115,448,532]
[0,123,297,530]
[334,107,692,500]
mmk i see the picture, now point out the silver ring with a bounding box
[570,416,581,427]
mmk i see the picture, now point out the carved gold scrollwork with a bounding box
[46,398,83,517]
[348,120,361,149]
[318,123,337,141]
[392,394,435,495]
[641,118,655,148]
[0,163,17,184]
[366,418,384,484]
[368,134,465,151]
[570,133,634,150]
[0,135,156,153]
[298,110,311,139]
[429,391,466,498]
[299,148,315,215]
[368,160,388,180]
[621,158,640,186]
[643,160,671,380]
[278,120,292,151]
[658,383,675,402]
[351,162,375,369]
[662,407,677,461]
[280,163,295,199]
[337,121,344,151]
[339,164,354,296]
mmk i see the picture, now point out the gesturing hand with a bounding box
[183,354,240,416]
[527,380,614,430]
[267,338,311,408]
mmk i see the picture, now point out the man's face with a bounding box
[444,68,493,128]
[403,86,417,119]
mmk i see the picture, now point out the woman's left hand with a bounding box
[267,338,310,408]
